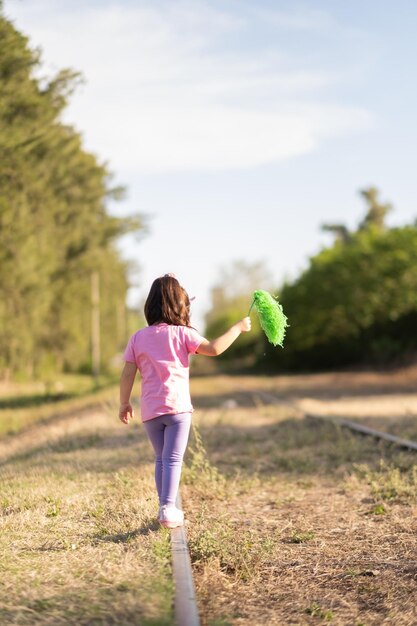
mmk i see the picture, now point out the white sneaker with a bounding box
[158,505,184,529]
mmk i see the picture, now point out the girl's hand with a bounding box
[239,317,251,332]
[119,403,134,424]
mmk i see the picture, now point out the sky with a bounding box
[4,0,417,328]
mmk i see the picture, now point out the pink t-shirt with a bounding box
[123,323,204,422]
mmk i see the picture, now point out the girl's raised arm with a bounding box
[196,317,251,356]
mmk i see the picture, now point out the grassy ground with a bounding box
[190,369,417,440]
[0,374,118,436]
[1,371,416,625]
[0,402,173,625]
[184,375,417,626]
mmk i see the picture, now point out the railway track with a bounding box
[256,390,417,452]
[170,397,417,625]
[307,412,417,452]
[171,494,200,626]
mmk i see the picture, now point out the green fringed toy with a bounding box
[248,290,288,347]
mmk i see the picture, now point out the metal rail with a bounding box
[168,398,416,626]
[256,390,417,452]
[171,493,200,626]
[307,413,417,452]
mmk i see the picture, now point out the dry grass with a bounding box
[184,375,417,626]
[190,370,417,440]
[0,403,173,625]
[0,377,119,437]
[1,370,417,625]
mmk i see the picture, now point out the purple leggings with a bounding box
[143,412,192,506]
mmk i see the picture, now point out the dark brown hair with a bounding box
[144,275,191,326]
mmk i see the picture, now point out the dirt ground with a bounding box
[190,366,417,440]
[1,367,416,625]
[185,369,417,626]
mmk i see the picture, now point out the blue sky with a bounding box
[5,0,417,328]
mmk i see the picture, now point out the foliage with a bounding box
[264,189,417,370]
[354,460,417,503]
[0,13,144,378]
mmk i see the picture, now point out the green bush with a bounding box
[266,226,417,370]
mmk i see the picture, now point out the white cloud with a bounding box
[4,0,375,173]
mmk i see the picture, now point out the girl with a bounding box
[119,274,251,528]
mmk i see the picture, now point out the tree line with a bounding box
[205,188,417,371]
[2,7,415,378]
[0,10,143,379]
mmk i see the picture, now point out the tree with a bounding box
[266,191,417,370]
[358,187,392,231]
[0,12,144,378]
[321,186,392,245]
[321,224,351,244]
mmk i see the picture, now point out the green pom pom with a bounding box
[250,290,288,347]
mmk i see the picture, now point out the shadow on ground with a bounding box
[94,519,160,543]
[190,369,417,407]
[0,426,153,474]
[190,412,416,480]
